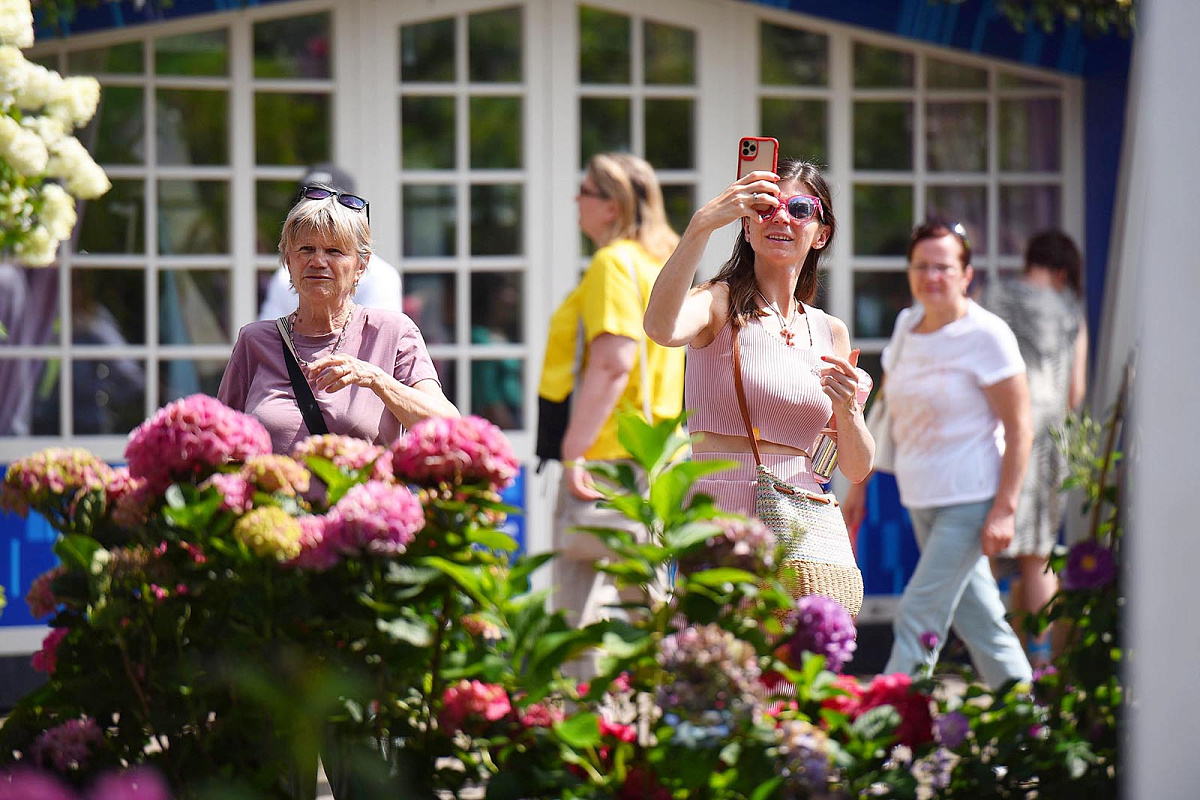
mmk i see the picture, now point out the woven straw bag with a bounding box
[732,326,864,617]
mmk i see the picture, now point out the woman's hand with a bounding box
[819,353,862,420]
[306,354,385,394]
[689,171,781,233]
[563,461,604,502]
[981,508,1016,556]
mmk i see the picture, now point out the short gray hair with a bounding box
[278,195,372,269]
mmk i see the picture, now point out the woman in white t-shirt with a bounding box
[842,221,1033,688]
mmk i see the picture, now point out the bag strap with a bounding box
[276,317,330,436]
[730,324,764,467]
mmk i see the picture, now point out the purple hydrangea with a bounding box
[87,767,171,800]
[919,630,940,652]
[776,719,833,795]
[782,594,858,673]
[657,624,763,718]
[32,717,103,772]
[1062,540,1116,591]
[318,481,426,561]
[934,710,970,748]
[0,767,75,800]
[391,415,519,490]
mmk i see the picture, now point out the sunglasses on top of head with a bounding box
[754,193,822,224]
[297,185,370,222]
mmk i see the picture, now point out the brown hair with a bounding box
[1024,229,1083,297]
[907,219,971,268]
[705,158,836,328]
[278,190,372,271]
[586,152,680,262]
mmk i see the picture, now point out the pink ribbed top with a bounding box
[685,304,834,455]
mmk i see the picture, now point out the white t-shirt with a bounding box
[882,301,1025,509]
[258,254,402,320]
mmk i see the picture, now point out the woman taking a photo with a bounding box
[842,221,1033,687]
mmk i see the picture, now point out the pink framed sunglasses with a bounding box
[754,193,823,223]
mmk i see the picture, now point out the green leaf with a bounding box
[750,777,784,800]
[466,527,518,552]
[418,557,487,604]
[554,712,601,749]
[850,704,901,741]
[686,567,760,588]
[54,534,102,572]
[649,460,737,523]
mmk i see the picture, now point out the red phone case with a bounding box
[736,136,779,179]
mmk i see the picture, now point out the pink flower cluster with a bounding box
[0,449,114,517]
[658,623,763,717]
[32,628,68,675]
[519,702,564,729]
[202,473,254,514]
[680,517,776,574]
[125,395,271,491]
[295,482,425,567]
[290,435,392,481]
[0,766,170,800]
[391,416,519,490]
[26,566,66,619]
[241,455,311,496]
[289,516,337,571]
[439,680,512,734]
[105,468,154,529]
[32,717,103,772]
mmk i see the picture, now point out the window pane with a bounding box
[401,96,456,170]
[645,98,693,170]
[72,269,145,345]
[157,180,229,255]
[854,42,914,88]
[253,13,331,79]
[579,6,630,84]
[761,98,826,165]
[435,357,458,409]
[401,17,455,82]
[0,359,60,436]
[67,42,143,74]
[759,22,827,86]
[661,184,693,237]
[999,185,1060,256]
[1000,98,1061,172]
[471,272,523,344]
[78,179,145,254]
[469,6,522,82]
[854,184,912,256]
[853,271,911,339]
[580,97,630,167]
[927,57,986,89]
[403,184,456,257]
[470,96,522,169]
[926,185,987,255]
[926,102,986,172]
[159,270,231,345]
[257,268,278,313]
[160,359,226,405]
[471,359,524,430]
[644,21,694,85]
[854,101,913,170]
[256,179,293,255]
[403,272,457,345]
[78,85,144,165]
[255,92,331,165]
[73,358,146,435]
[155,29,228,76]
[471,184,522,256]
[156,89,228,165]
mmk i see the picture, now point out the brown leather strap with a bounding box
[730,324,764,467]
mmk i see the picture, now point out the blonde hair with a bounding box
[278,194,372,270]
[587,152,680,262]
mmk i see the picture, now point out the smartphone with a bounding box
[736,136,779,180]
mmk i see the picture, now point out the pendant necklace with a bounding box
[287,304,355,366]
[757,291,811,347]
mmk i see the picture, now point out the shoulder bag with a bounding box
[276,317,330,436]
[732,324,863,616]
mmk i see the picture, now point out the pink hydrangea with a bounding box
[679,517,776,575]
[290,435,392,481]
[657,623,762,717]
[289,515,340,571]
[241,455,310,496]
[26,566,66,619]
[439,680,512,734]
[31,628,68,675]
[201,473,254,514]
[125,395,271,491]
[317,481,425,561]
[108,470,155,530]
[0,767,75,800]
[87,767,171,800]
[0,449,114,517]
[32,717,104,772]
[391,416,518,490]
[519,702,564,729]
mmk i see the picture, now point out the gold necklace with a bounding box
[287,304,355,366]
[757,291,811,347]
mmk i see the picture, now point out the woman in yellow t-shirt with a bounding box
[538,152,684,636]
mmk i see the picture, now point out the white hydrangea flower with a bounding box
[0,0,35,49]
[0,113,48,175]
[15,225,56,266]
[14,61,60,111]
[46,76,101,126]
[22,114,67,148]
[0,45,26,96]
[39,182,76,241]
[47,136,111,199]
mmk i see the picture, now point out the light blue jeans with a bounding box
[884,498,1032,688]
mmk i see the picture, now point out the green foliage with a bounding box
[935,0,1135,36]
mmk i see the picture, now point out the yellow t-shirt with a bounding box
[538,240,685,461]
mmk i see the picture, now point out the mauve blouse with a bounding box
[217,307,440,454]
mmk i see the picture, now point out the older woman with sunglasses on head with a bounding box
[644,159,873,596]
[841,220,1033,688]
[219,184,458,454]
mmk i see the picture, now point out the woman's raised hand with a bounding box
[306,353,385,394]
[690,171,781,233]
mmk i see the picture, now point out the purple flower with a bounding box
[776,719,832,791]
[391,415,519,490]
[125,395,271,491]
[87,767,171,800]
[32,717,103,772]
[318,481,425,561]
[919,630,940,652]
[1062,540,1116,591]
[658,624,763,718]
[934,710,970,748]
[0,767,74,800]
[781,595,857,673]
[1032,664,1059,683]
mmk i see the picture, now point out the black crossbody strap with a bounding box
[276,317,329,436]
